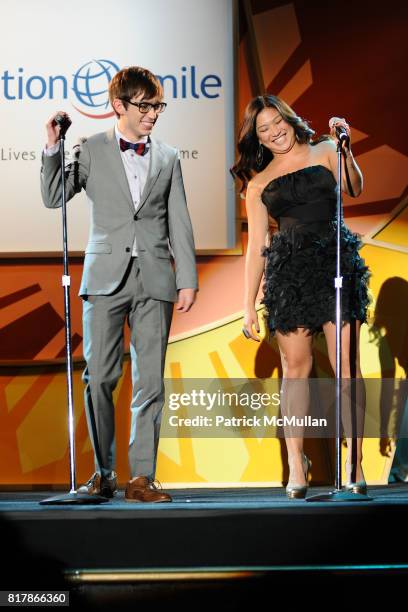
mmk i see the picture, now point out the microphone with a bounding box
[54,114,72,137]
[335,125,349,143]
[72,137,87,159]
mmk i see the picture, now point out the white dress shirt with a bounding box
[114,125,150,256]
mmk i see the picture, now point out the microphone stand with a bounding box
[306,137,372,502]
[40,123,108,505]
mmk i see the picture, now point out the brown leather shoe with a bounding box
[125,476,172,503]
[77,472,117,498]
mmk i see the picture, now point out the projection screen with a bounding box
[0,0,236,254]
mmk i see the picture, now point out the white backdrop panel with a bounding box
[0,0,235,253]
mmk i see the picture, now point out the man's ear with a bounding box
[112,98,126,116]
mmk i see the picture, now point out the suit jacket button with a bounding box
[134,214,138,220]
[126,247,131,252]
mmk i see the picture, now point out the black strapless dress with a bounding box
[261,164,370,335]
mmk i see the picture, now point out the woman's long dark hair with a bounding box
[231,94,322,192]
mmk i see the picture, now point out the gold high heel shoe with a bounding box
[286,454,312,500]
[345,461,367,495]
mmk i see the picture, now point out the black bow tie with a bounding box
[119,138,149,156]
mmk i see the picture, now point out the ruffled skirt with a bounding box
[261,221,370,335]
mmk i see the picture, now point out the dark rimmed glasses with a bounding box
[121,99,167,114]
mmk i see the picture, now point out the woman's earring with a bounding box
[256,144,263,167]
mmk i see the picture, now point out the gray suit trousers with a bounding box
[82,257,173,479]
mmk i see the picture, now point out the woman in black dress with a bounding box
[232,95,370,499]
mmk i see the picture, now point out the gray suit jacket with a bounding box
[41,129,198,301]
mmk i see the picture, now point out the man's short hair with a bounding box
[109,66,163,116]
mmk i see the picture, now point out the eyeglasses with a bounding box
[121,99,167,114]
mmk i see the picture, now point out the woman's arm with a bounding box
[243,181,269,341]
[325,117,363,197]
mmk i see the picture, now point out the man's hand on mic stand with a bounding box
[45,111,71,149]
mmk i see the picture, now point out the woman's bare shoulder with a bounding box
[313,138,336,154]
[247,176,265,195]
[248,164,280,192]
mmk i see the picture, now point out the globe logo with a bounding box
[71,59,120,119]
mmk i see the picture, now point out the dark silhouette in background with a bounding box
[369,277,408,480]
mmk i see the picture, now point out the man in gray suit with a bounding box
[41,66,198,503]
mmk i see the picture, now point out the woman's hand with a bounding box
[326,116,362,196]
[328,116,351,151]
[242,307,261,342]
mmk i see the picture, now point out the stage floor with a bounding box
[1,484,408,566]
[1,485,408,607]
[1,482,408,513]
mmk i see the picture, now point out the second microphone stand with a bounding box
[306,138,372,502]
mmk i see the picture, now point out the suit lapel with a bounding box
[104,128,134,214]
[137,137,163,214]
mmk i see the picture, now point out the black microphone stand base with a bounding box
[306,488,372,502]
[39,491,110,505]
